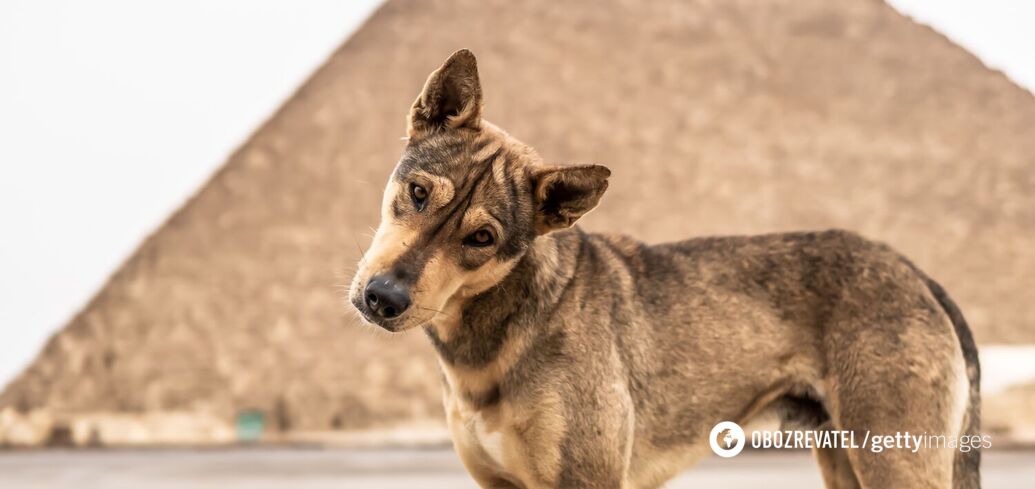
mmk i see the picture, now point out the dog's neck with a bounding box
[424,229,582,371]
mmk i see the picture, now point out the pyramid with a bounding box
[3,0,1033,445]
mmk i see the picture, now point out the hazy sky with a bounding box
[0,1,1033,389]
[886,0,1035,93]
[0,0,382,387]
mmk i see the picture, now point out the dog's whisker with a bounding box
[352,237,366,257]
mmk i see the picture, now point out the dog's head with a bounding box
[349,49,610,332]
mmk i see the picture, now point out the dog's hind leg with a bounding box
[813,438,861,488]
[823,312,966,489]
[771,396,861,488]
[922,275,982,489]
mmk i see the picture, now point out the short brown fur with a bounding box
[350,50,981,489]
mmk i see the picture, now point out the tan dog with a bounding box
[349,50,981,489]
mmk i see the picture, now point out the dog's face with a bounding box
[349,50,610,332]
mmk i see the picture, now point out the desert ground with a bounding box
[1,448,1033,488]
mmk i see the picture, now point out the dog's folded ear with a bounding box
[408,49,482,137]
[529,164,611,235]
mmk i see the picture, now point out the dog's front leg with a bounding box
[552,447,631,489]
[545,386,635,488]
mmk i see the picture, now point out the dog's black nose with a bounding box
[364,275,411,320]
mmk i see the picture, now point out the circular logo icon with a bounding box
[709,421,746,457]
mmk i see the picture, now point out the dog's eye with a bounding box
[463,228,495,248]
[410,183,428,210]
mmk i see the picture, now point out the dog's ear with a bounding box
[529,164,611,235]
[408,49,482,137]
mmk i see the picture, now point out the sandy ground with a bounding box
[1,448,1033,488]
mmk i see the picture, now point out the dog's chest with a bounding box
[447,393,511,466]
[469,411,506,465]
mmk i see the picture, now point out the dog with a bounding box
[349,50,981,489]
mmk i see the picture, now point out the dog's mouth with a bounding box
[351,291,443,333]
[348,264,448,333]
